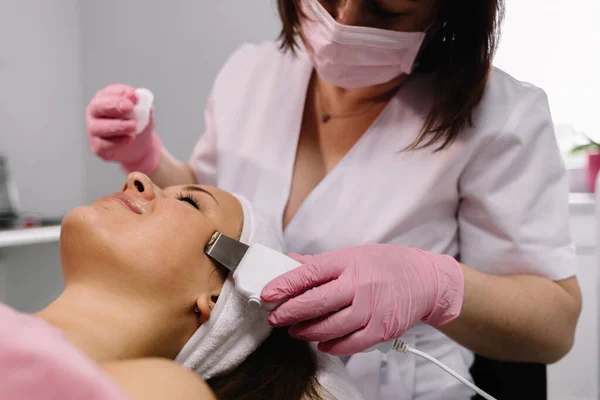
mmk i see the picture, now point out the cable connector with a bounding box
[391,339,409,353]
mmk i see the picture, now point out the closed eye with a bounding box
[176,193,200,210]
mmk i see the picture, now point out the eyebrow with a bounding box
[183,185,219,204]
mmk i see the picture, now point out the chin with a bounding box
[61,201,124,237]
[61,205,100,237]
[60,205,118,268]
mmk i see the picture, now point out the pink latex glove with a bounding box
[86,84,162,174]
[261,244,464,356]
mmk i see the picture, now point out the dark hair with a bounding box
[205,265,322,400]
[276,0,506,151]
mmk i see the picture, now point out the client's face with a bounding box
[60,172,242,325]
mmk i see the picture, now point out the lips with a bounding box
[108,193,144,214]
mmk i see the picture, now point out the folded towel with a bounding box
[174,194,281,379]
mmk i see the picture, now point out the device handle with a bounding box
[233,244,303,311]
[233,245,401,355]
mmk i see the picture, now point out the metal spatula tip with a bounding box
[204,232,249,273]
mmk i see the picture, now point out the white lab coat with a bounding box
[188,41,577,399]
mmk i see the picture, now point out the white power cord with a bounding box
[390,340,498,400]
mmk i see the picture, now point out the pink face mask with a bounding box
[299,0,428,89]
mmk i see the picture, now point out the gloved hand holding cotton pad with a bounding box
[127,88,154,135]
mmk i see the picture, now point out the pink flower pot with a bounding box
[587,153,600,192]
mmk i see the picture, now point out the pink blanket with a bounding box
[0,303,127,400]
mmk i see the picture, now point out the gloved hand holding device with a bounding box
[261,244,465,356]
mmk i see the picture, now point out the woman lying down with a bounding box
[0,172,362,400]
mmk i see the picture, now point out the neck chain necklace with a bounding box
[315,84,380,123]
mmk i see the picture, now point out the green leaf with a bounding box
[569,143,600,154]
[580,132,600,146]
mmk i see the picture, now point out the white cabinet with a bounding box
[548,195,598,400]
[0,226,62,311]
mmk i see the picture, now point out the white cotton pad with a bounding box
[131,88,154,135]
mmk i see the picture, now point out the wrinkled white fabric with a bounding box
[187,41,575,398]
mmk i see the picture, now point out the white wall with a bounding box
[0,0,83,312]
[80,0,281,203]
[494,0,600,140]
[0,1,280,312]
[0,0,85,217]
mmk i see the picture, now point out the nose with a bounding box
[331,0,364,26]
[123,172,158,201]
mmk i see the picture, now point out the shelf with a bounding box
[569,193,596,215]
[0,226,61,249]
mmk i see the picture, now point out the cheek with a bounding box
[61,206,136,257]
[62,204,213,301]
[122,209,210,273]
[110,227,208,299]
[132,220,200,260]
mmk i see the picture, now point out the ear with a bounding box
[195,289,221,324]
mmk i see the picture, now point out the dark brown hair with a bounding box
[205,266,322,400]
[276,0,506,151]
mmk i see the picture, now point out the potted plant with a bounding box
[570,136,600,192]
